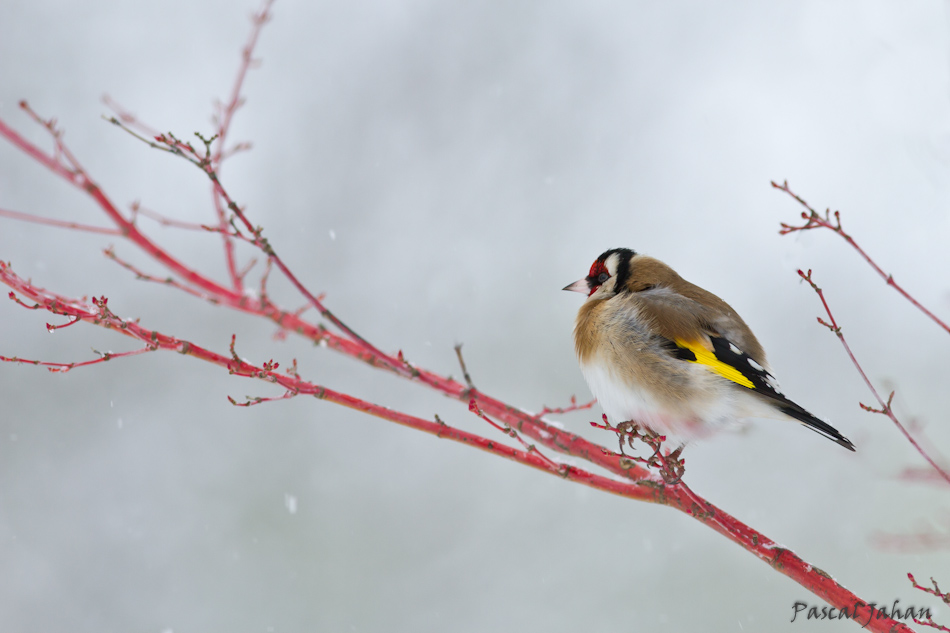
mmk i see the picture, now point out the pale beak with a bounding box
[562,278,589,294]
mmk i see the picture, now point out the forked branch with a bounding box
[0,4,930,630]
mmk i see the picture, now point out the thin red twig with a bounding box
[468,398,561,471]
[102,246,210,301]
[908,574,949,632]
[774,180,950,335]
[798,268,950,486]
[129,200,212,231]
[534,395,597,418]
[212,0,273,165]
[209,0,275,292]
[228,390,296,407]
[0,207,122,236]
[102,95,162,140]
[1,345,155,373]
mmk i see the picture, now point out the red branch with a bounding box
[206,0,275,292]
[0,260,656,504]
[774,179,950,335]
[0,5,925,630]
[0,343,154,373]
[128,200,214,231]
[468,398,561,471]
[908,574,949,631]
[534,394,597,418]
[0,206,122,236]
[796,266,950,487]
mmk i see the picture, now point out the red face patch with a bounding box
[588,259,609,279]
[586,259,610,296]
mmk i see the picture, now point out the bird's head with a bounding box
[563,248,636,298]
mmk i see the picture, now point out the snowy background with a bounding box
[2,1,949,631]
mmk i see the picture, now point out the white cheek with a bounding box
[587,278,616,299]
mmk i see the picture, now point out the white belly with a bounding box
[579,360,747,444]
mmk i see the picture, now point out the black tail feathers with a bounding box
[778,405,855,452]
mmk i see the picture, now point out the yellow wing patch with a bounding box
[674,338,755,389]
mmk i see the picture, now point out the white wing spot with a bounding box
[729,343,741,355]
[748,358,764,372]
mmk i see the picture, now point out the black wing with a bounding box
[660,335,855,451]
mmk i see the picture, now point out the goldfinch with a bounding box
[564,248,855,451]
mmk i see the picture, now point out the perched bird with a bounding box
[564,248,855,451]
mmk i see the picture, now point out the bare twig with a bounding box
[454,343,476,391]
[908,574,949,632]
[0,206,122,235]
[535,394,597,418]
[798,269,950,486]
[774,179,950,335]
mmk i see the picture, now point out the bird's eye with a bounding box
[597,272,609,283]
